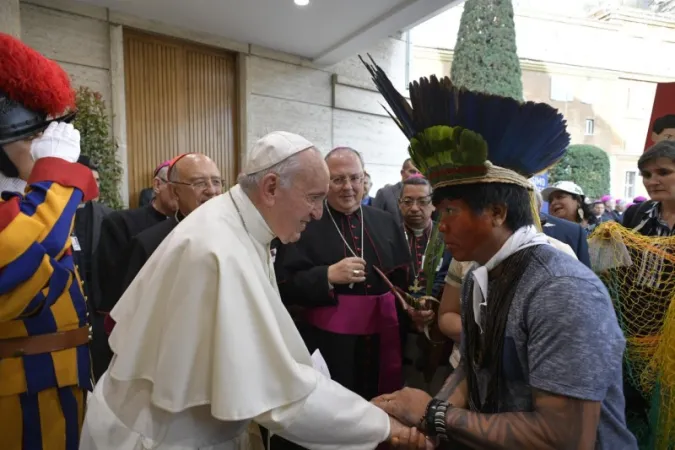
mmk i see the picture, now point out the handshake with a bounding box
[373,388,438,449]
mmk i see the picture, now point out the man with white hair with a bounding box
[79,131,429,450]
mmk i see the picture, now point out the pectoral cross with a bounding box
[409,278,424,294]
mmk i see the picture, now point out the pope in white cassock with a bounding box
[79,131,431,450]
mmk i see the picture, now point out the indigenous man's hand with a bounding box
[407,308,435,332]
[388,417,436,450]
[327,257,367,285]
[373,388,432,428]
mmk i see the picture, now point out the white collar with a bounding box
[471,226,550,332]
[228,184,276,246]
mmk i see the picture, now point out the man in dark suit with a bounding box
[372,158,420,224]
[72,156,114,380]
[535,189,591,267]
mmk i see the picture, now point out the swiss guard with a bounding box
[0,32,98,449]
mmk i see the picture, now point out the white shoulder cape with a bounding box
[108,185,317,421]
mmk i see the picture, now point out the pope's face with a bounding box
[274,152,329,244]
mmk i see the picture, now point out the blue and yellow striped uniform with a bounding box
[0,157,98,450]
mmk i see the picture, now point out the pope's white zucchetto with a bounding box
[242,131,314,175]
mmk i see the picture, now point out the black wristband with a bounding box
[418,399,435,433]
[423,399,445,437]
[432,401,449,441]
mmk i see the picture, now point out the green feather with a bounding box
[409,125,488,179]
[423,222,446,296]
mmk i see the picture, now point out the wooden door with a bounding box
[124,30,238,207]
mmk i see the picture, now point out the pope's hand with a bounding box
[31,122,80,163]
[374,388,433,428]
[407,308,435,331]
[327,257,366,285]
[388,417,436,450]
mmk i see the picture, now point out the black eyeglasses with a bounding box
[399,196,432,207]
[171,178,224,190]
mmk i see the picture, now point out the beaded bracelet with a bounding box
[431,401,449,441]
[422,399,445,437]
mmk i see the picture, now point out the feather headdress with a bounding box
[359,55,570,190]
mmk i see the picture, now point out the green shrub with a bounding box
[549,145,610,199]
[72,87,123,209]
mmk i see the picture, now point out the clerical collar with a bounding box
[229,184,275,245]
[326,202,361,218]
[405,222,430,238]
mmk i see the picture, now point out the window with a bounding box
[580,79,596,104]
[585,118,595,136]
[550,75,574,102]
[624,171,637,199]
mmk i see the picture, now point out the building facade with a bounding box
[2,0,415,205]
[411,5,675,200]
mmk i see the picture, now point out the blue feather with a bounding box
[360,55,571,178]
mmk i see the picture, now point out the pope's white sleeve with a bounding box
[254,364,390,450]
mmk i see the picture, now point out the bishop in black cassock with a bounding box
[274,147,412,403]
[119,153,223,294]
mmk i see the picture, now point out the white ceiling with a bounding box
[80,0,460,65]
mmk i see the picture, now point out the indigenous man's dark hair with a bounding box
[432,182,534,231]
[652,114,675,134]
[638,139,675,170]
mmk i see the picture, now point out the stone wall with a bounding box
[245,40,411,192]
[9,0,410,203]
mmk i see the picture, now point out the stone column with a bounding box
[0,0,20,38]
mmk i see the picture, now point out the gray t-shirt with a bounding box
[460,244,637,449]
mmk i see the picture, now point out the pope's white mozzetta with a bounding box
[79,132,391,450]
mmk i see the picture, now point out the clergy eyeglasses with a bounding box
[171,178,224,190]
[330,174,364,187]
[399,196,432,207]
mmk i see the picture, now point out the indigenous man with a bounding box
[0,33,98,450]
[79,131,430,450]
[274,146,418,404]
[362,59,637,449]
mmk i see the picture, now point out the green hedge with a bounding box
[72,87,123,209]
[549,145,610,199]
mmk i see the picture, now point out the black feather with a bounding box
[361,55,570,178]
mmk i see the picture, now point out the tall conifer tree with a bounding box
[451,0,523,100]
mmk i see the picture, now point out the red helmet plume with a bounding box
[0,33,75,116]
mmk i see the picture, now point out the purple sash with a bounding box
[304,292,403,394]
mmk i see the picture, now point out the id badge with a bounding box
[71,235,82,251]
